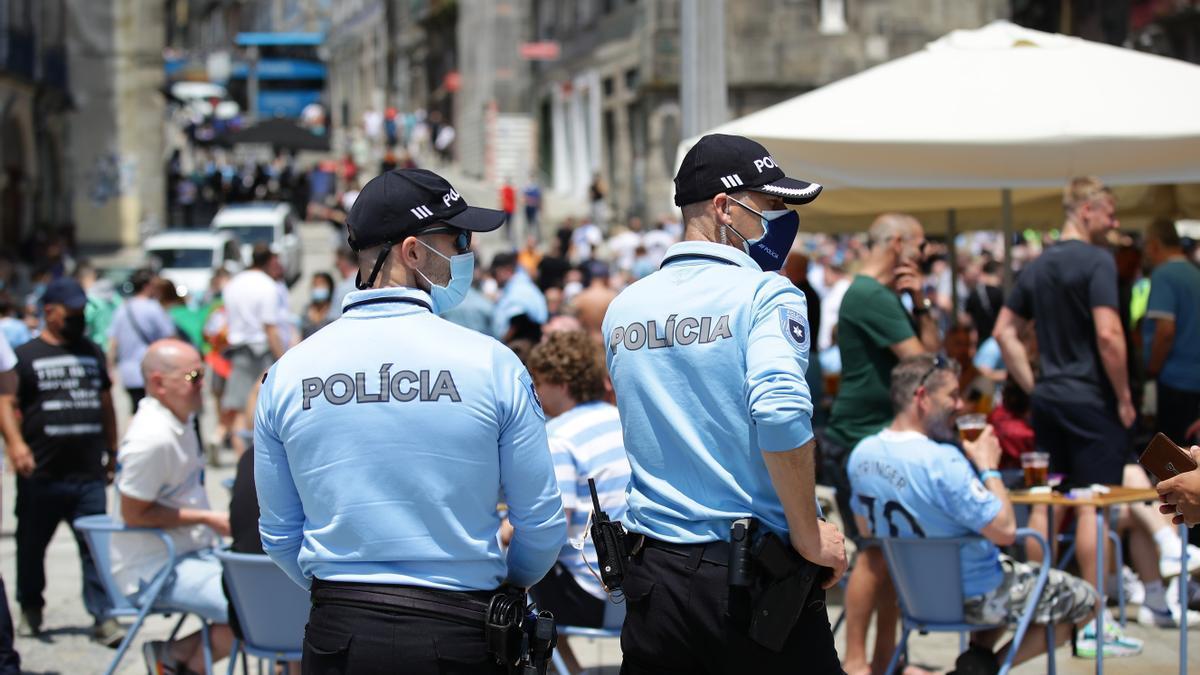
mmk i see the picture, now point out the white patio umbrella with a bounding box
[678,20,1200,234]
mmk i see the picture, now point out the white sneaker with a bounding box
[1167,576,1200,614]
[1119,566,1144,606]
[1076,618,1144,658]
[1137,603,1200,629]
[1159,543,1200,579]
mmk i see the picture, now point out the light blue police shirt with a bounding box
[492,267,549,338]
[255,286,567,591]
[602,241,816,544]
[848,429,1003,598]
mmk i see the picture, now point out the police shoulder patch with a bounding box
[778,306,810,353]
[520,371,545,420]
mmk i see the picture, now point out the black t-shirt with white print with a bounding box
[14,336,112,481]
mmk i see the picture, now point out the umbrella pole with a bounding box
[948,208,958,316]
[1001,188,1014,293]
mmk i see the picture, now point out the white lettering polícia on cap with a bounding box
[752,156,778,173]
[442,189,462,208]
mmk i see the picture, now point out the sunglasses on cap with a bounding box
[417,226,472,254]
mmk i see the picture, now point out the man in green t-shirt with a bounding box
[823,213,939,675]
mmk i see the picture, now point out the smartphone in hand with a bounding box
[1139,433,1198,481]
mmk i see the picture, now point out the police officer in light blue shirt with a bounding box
[491,252,549,340]
[255,168,566,674]
[603,134,847,673]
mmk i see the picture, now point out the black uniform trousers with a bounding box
[302,581,505,675]
[619,539,844,675]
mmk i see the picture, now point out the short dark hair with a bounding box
[491,251,518,273]
[947,321,976,338]
[251,242,276,269]
[981,260,1002,276]
[890,354,960,414]
[312,272,335,294]
[1147,218,1182,249]
[130,268,156,294]
[155,277,183,304]
[527,331,607,404]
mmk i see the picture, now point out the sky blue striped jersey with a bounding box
[546,401,631,599]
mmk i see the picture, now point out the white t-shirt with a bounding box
[112,397,219,595]
[818,277,851,351]
[223,269,280,349]
[0,333,12,478]
[0,331,14,371]
[607,231,643,273]
[641,229,676,265]
[571,223,604,263]
[275,280,296,348]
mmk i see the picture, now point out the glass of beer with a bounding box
[1021,452,1050,488]
[956,414,987,443]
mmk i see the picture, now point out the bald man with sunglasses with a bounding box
[112,338,235,673]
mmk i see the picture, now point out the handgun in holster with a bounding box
[728,519,827,653]
[588,477,628,591]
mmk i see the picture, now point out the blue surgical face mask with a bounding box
[726,197,800,272]
[416,239,474,313]
[311,286,331,303]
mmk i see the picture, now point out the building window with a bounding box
[624,67,640,92]
[819,0,847,36]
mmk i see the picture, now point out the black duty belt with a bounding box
[640,536,732,567]
[310,579,494,628]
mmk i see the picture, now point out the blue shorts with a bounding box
[148,549,229,623]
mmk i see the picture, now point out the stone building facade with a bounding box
[528,0,1010,225]
[0,0,70,252]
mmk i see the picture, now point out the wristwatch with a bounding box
[913,297,933,315]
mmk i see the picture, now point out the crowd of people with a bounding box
[3,144,1200,673]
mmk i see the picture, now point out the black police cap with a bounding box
[346,168,505,251]
[673,134,822,207]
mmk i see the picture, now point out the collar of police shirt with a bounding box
[659,240,759,271]
[339,286,434,315]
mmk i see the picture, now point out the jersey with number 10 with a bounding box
[848,429,1003,598]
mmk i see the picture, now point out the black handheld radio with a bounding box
[588,478,628,591]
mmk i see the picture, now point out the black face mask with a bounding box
[61,314,87,344]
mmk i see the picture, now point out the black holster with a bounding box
[734,523,827,652]
[484,587,557,675]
